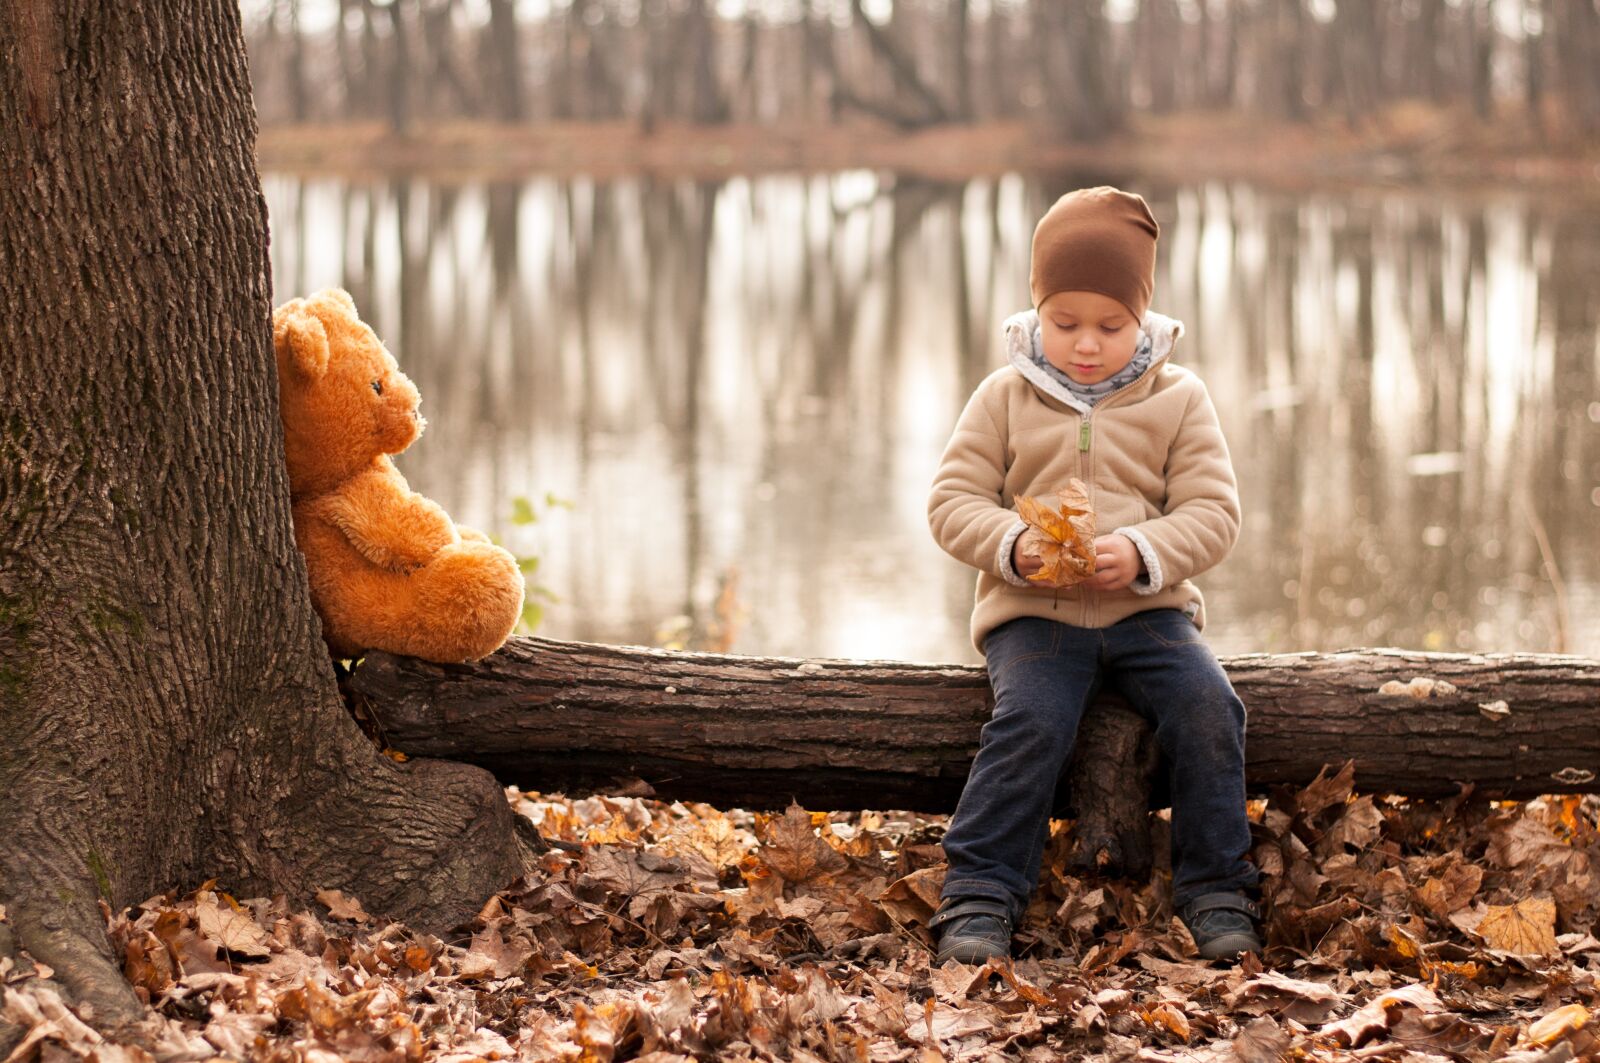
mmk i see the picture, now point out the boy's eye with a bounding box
[1102,325,1123,334]
[371,380,383,395]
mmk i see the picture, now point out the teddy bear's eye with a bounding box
[371,380,383,395]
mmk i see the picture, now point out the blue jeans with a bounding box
[940,611,1258,921]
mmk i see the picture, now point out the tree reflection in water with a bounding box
[263,173,1600,663]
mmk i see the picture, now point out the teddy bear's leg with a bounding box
[312,563,415,660]
[408,541,525,661]
[310,540,521,663]
[456,526,491,544]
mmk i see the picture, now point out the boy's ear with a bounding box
[272,304,330,380]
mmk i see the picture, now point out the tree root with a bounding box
[4,900,145,1035]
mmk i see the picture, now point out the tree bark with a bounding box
[0,0,527,1040]
[351,637,1600,811]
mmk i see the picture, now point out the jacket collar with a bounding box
[1002,307,1185,414]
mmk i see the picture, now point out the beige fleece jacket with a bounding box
[929,309,1240,653]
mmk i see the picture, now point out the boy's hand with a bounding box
[1085,534,1144,592]
[1011,530,1045,579]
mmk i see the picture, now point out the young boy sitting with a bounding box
[927,186,1261,964]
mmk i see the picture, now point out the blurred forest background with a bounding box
[243,0,1600,153]
[241,1,1600,664]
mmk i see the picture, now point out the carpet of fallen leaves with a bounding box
[4,764,1600,1063]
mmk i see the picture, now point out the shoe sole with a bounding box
[1196,932,1262,961]
[936,939,1010,965]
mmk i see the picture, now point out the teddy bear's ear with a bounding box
[311,287,358,316]
[272,305,330,380]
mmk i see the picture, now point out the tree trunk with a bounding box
[948,0,971,121]
[685,0,729,124]
[351,638,1600,810]
[1468,0,1495,121]
[287,0,310,121]
[1555,0,1600,134]
[486,0,524,121]
[385,0,412,132]
[1279,0,1308,122]
[422,0,483,118]
[1038,1,1119,141]
[0,0,527,1041]
[983,1,1008,119]
[1524,0,1546,137]
[847,0,949,125]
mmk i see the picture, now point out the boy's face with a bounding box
[1038,290,1140,386]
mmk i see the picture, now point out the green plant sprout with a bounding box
[503,492,572,633]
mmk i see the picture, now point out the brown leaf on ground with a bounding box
[1320,982,1445,1047]
[756,803,849,884]
[879,866,947,929]
[583,844,701,904]
[1412,858,1484,917]
[666,811,746,871]
[1143,1002,1191,1042]
[1524,1004,1592,1048]
[193,891,272,959]
[9,784,1599,1063]
[1476,897,1559,957]
[1316,794,1386,856]
[1226,971,1341,1024]
[314,888,371,923]
[1231,1016,1291,1063]
[929,961,991,1004]
[1297,760,1356,817]
[455,926,533,980]
[1490,815,1570,869]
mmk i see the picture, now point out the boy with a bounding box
[926,187,1261,964]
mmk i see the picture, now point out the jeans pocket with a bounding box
[984,622,1062,688]
[1135,610,1201,647]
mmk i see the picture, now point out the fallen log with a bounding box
[350,638,1600,810]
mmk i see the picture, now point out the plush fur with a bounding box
[272,288,524,662]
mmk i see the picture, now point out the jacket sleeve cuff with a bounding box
[1114,526,1164,595]
[997,518,1033,587]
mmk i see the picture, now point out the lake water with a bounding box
[263,172,1600,664]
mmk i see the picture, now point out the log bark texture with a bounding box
[352,637,1600,809]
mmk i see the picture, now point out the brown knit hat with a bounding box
[1030,186,1159,320]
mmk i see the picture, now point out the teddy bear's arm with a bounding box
[315,472,459,572]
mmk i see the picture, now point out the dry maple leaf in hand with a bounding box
[1014,479,1096,588]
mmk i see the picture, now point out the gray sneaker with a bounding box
[1178,891,1263,961]
[928,897,1013,965]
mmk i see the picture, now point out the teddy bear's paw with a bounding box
[408,542,525,661]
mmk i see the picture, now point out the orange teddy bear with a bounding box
[272,288,524,662]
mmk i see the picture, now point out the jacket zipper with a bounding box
[1073,356,1168,629]
[1077,416,1091,627]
